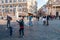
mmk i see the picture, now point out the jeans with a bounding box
[19,28,24,36]
[9,27,12,36]
[7,21,10,28]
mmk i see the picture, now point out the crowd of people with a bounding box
[6,15,25,37]
[6,14,60,38]
[6,14,33,38]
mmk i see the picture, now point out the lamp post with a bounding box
[2,10,4,19]
[16,6,18,20]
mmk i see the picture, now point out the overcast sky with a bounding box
[37,0,48,10]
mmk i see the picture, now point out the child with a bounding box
[16,17,24,37]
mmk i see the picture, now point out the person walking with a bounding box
[16,17,24,37]
[29,15,33,27]
[37,16,39,21]
[6,15,12,28]
[42,16,46,25]
[46,15,49,26]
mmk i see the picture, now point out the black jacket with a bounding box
[17,19,24,26]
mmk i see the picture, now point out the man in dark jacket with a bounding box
[16,17,24,37]
[7,15,12,28]
[46,15,49,26]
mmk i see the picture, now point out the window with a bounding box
[49,1,52,4]
[22,8,27,12]
[10,5,12,8]
[56,12,59,17]
[6,5,8,8]
[5,0,8,3]
[18,8,21,11]
[9,0,12,3]
[10,9,12,12]
[2,0,4,3]
[5,9,9,12]
[34,11,37,13]
[13,0,16,2]
[2,5,4,8]
[2,9,5,12]
[18,4,22,7]
[23,0,26,2]
[18,0,21,2]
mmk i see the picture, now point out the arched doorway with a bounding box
[56,12,59,17]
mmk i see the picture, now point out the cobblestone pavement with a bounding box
[0,19,60,40]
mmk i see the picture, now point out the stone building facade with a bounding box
[47,0,60,16]
[38,0,60,16]
[0,0,37,18]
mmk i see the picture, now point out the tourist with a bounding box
[46,15,49,26]
[16,17,24,37]
[6,15,12,28]
[42,16,46,25]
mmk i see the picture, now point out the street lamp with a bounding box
[16,6,18,19]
